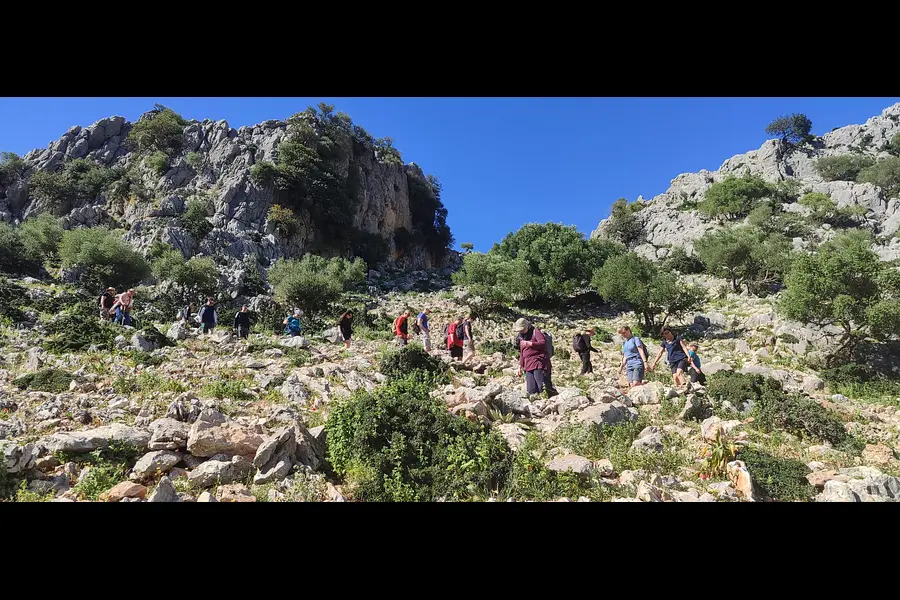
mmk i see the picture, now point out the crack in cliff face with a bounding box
[591,102,900,262]
[0,107,454,273]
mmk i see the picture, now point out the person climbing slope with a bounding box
[415,308,431,352]
[283,310,302,336]
[514,318,558,397]
[198,298,218,335]
[649,327,693,388]
[99,287,116,322]
[447,315,464,361]
[687,342,705,385]
[234,305,251,339]
[617,325,648,388]
[394,310,411,347]
[573,327,600,375]
[339,310,354,349]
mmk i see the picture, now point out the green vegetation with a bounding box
[127,105,188,156]
[698,174,774,220]
[0,151,26,186]
[662,246,704,274]
[186,151,204,170]
[145,150,169,175]
[694,226,793,294]
[378,345,449,385]
[349,229,389,268]
[478,339,518,358]
[592,251,707,330]
[815,154,876,182]
[267,204,302,237]
[268,254,366,315]
[453,222,622,305]
[180,198,213,241]
[820,363,900,408]
[857,156,900,198]
[326,373,511,501]
[43,298,121,353]
[13,368,74,393]
[606,198,644,247]
[460,242,474,252]
[886,132,900,156]
[28,159,122,214]
[780,230,900,364]
[765,113,814,146]
[59,226,150,289]
[151,249,219,301]
[20,213,63,264]
[202,378,254,402]
[407,173,454,256]
[0,222,36,275]
[738,446,814,501]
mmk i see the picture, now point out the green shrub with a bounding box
[478,339,518,357]
[592,329,614,343]
[886,132,900,157]
[756,392,849,446]
[19,213,63,263]
[326,373,511,501]
[0,151,26,186]
[28,170,72,212]
[59,226,150,289]
[606,198,644,247]
[13,480,54,502]
[152,249,219,300]
[185,152,204,170]
[267,204,302,237]
[407,173,453,255]
[816,154,876,182]
[74,463,129,501]
[0,222,36,275]
[453,223,623,306]
[857,156,900,197]
[699,174,774,220]
[765,113,813,146]
[250,161,278,186]
[820,363,900,408]
[268,254,366,315]
[350,228,389,267]
[593,251,707,330]
[42,298,120,353]
[180,198,213,241]
[202,379,254,402]
[13,368,74,393]
[695,227,793,294]
[798,191,836,213]
[378,345,449,384]
[738,446,814,501]
[145,150,169,176]
[127,105,188,156]
[662,246,704,274]
[123,349,165,367]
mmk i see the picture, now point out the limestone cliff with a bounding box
[591,102,900,261]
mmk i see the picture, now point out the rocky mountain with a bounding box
[0,104,454,277]
[591,102,900,261]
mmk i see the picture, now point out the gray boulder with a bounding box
[43,424,150,454]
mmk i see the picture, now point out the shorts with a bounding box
[670,358,690,374]
[396,336,408,347]
[626,363,644,383]
[449,345,463,359]
[202,323,215,334]
[341,331,352,342]
[420,332,431,351]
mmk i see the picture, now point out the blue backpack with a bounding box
[285,316,301,334]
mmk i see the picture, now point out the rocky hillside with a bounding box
[591,102,900,261]
[2,272,898,503]
[0,103,454,277]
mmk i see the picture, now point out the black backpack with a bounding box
[572,334,587,352]
[412,319,421,334]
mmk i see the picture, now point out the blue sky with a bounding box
[2,97,898,251]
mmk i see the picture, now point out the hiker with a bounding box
[415,308,431,352]
[234,305,251,339]
[178,302,196,325]
[573,327,600,375]
[283,310,302,337]
[112,289,135,326]
[98,287,116,322]
[687,342,706,385]
[617,325,648,387]
[339,310,353,349]
[461,314,476,363]
[198,298,217,334]
[514,318,558,397]
[394,310,411,347]
[649,327,693,388]
[447,316,465,361]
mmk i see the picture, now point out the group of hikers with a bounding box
[98,284,703,395]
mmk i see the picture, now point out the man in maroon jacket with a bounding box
[514,318,558,397]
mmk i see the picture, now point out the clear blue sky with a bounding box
[2,97,898,251]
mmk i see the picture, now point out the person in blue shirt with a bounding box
[617,325,648,388]
[649,327,693,387]
[687,342,706,385]
[416,309,431,352]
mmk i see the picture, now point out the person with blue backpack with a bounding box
[283,310,302,336]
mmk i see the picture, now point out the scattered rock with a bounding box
[495,423,527,451]
[197,491,217,502]
[216,483,256,502]
[631,426,664,453]
[187,420,265,458]
[131,450,181,480]
[546,454,594,476]
[148,418,190,450]
[802,376,825,393]
[628,381,665,405]
[862,444,895,466]
[148,476,179,502]
[100,481,148,502]
[43,424,150,454]
[726,460,759,501]
[187,454,253,489]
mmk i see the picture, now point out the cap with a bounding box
[514,318,531,332]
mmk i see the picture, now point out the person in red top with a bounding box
[394,310,411,347]
[447,316,464,361]
[514,318,558,397]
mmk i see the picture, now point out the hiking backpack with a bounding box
[572,333,587,353]
[542,330,555,359]
[412,319,421,334]
[287,316,301,333]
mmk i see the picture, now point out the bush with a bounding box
[798,191,835,213]
[886,132,900,157]
[857,156,900,197]
[326,373,511,501]
[606,198,644,246]
[185,152,204,170]
[593,252,707,330]
[453,223,622,305]
[28,170,72,212]
[59,226,150,289]
[756,392,849,446]
[699,174,774,220]
[268,254,366,315]
[152,249,219,300]
[350,228,389,267]
[0,222,36,275]
[378,345,449,384]
[0,151,26,186]
[662,246,704,274]
[267,204,302,237]
[13,368,74,393]
[202,378,254,402]
[180,198,213,241]
[250,161,278,186]
[42,297,120,353]
[407,173,453,256]
[815,154,876,182]
[127,105,188,156]
[695,227,793,294]
[19,213,63,263]
[73,462,129,501]
[478,339,518,358]
[780,229,900,364]
[738,446,814,501]
[145,150,169,175]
